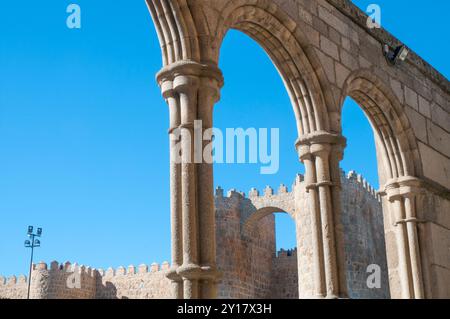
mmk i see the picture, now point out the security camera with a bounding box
[383,44,409,65]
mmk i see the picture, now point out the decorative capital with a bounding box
[295,131,346,148]
[156,60,224,88]
[310,143,332,156]
[296,131,346,159]
[383,176,424,201]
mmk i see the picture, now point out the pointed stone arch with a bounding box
[340,69,423,183]
[213,1,337,136]
[146,0,201,65]
[339,69,427,299]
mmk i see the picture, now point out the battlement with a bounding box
[215,170,379,203]
[0,260,98,287]
[0,174,383,299]
[0,274,27,286]
[276,248,297,258]
[0,259,173,299]
[215,174,304,201]
[98,261,171,278]
[343,170,381,201]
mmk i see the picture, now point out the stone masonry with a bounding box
[0,172,389,299]
[146,0,450,299]
[2,0,449,299]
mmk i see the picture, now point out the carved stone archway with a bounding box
[146,0,450,299]
[340,69,426,298]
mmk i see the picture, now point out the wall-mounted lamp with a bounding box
[383,44,409,65]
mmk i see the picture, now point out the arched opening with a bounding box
[275,213,297,251]
[246,209,299,299]
[340,97,390,299]
[340,70,423,299]
[213,30,300,299]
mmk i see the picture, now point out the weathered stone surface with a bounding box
[0,173,389,299]
[2,0,448,299]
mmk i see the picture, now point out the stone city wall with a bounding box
[1,171,389,299]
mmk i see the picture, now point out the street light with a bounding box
[24,226,42,299]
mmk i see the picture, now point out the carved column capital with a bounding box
[173,74,200,95]
[310,143,332,156]
[157,60,224,89]
[295,130,346,148]
[296,131,346,160]
[383,176,424,202]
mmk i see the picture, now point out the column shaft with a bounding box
[179,82,200,299]
[303,156,326,298]
[392,199,413,299]
[329,147,348,298]
[167,92,183,298]
[158,61,223,299]
[314,147,339,298]
[404,196,424,298]
[197,79,219,298]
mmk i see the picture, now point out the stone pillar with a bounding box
[384,177,425,299]
[161,80,183,299]
[197,77,222,299]
[299,146,326,298]
[157,61,223,299]
[329,144,348,298]
[296,132,347,299]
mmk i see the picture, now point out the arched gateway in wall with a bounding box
[146,0,450,299]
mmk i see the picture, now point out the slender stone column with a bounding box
[161,80,183,298]
[197,76,222,299]
[329,144,348,298]
[156,61,223,299]
[391,196,413,299]
[384,177,425,299]
[311,143,339,298]
[299,145,325,298]
[404,194,424,298]
[296,132,347,299]
[176,74,201,299]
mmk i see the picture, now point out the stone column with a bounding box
[197,77,222,299]
[329,143,348,298]
[160,80,183,299]
[156,61,223,299]
[384,177,425,299]
[299,145,326,298]
[404,193,424,299]
[296,132,347,299]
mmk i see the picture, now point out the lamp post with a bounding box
[24,226,42,299]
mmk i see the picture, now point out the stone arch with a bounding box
[339,69,427,299]
[339,69,423,182]
[243,205,295,237]
[146,0,202,65]
[212,1,338,136]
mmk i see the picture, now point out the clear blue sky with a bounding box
[0,1,448,276]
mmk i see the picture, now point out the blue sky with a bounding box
[0,1,448,276]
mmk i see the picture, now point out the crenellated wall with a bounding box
[0,261,97,299]
[213,170,389,299]
[1,171,389,299]
[95,262,171,299]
